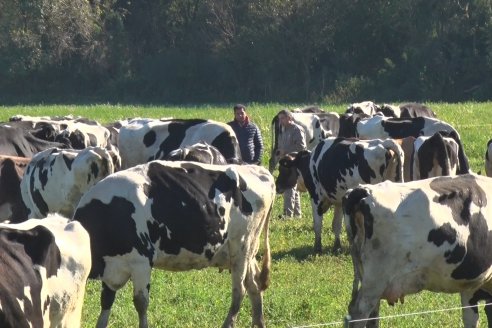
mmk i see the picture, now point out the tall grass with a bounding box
[1,102,491,327]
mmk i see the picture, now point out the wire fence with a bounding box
[288,301,492,328]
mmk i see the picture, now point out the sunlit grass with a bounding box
[1,102,492,327]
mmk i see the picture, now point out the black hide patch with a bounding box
[154,119,207,159]
[145,162,247,258]
[316,140,376,200]
[380,117,426,138]
[210,131,241,162]
[428,175,492,280]
[73,196,143,278]
[0,225,61,328]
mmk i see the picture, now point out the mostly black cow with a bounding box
[0,155,31,222]
[0,125,68,158]
[343,174,492,328]
[21,147,118,219]
[164,142,228,164]
[72,161,275,328]
[0,214,90,328]
[275,137,404,253]
[411,131,464,180]
[378,102,437,118]
[485,139,492,177]
[118,118,242,169]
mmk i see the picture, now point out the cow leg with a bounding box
[245,261,265,328]
[311,201,324,254]
[96,282,117,328]
[348,284,383,328]
[222,250,248,328]
[460,290,481,328]
[332,205,343,253]
[132,267,152,328]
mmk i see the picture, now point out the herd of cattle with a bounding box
[0,103,492,327]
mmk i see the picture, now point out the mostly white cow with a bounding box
[269,110,340,172]
[72,161,275,328]
[346,101,380,117]
[21,147,118,219]
[0,214,90,328]
[343,174,492,328]
[275,137,404,253]
[118,118,242,169]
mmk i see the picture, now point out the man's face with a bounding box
[234,108,246,123]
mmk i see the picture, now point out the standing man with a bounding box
[228,104,264,165]
[277,109,307,218]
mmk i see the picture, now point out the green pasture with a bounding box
[1,102,491,327]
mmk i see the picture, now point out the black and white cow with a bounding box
[346,101,380,117]
[72,161,275,328]
[0,155,31,222]
[343,174,492,328]
[411,131,463,180]
[338,115,470,175]
[118,118,242,169]
[0,125,68,158]
[0,214,90,328]
[275,137,404,253]
[378,102,437,118]
[164,142,228,164]
[269,111,340,172]
[485,139,492,178]
[21,147,118,219]
[8,115,111,150]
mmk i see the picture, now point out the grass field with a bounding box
[1,102,492,327]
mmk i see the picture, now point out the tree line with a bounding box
[1,0,491,104]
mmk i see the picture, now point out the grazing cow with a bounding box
[292,105,325,113]
[411,132,463,180]
[343,174,492,328]
[275,137,404,253]
[0,155,31,222]
[21,147,117,219]
[0,125,68,158]
[269,111,340,172]
[72,161,275,328]
[0,214,90,328]
[164,142,228,164]
[346,101,379,117]
[118,118,242,169]
[338,115,470,175]
[8,115,111,150]
[378,102,437,118]
[485,139,492,177]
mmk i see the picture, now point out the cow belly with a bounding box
[154,243,230,271]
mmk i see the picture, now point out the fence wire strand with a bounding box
[289,301,492,328]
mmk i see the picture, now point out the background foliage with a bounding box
[1,0,492,104]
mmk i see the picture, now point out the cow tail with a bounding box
[383,139,404,182]
[448,131,470,174]
[258,204,272,291]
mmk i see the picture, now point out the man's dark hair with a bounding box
[233,104,246,111]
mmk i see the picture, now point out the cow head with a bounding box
[275,152,300,194]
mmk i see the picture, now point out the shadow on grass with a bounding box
[271,245,351,262]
